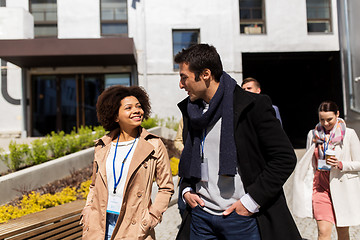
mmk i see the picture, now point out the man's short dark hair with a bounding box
[174,44,223,82]
[96,85,151,131]
[241,77,261,88]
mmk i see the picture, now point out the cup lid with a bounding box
[325,149,336,155]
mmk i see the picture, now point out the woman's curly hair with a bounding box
[96,85,151,131]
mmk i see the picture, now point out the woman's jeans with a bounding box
[190,206,260,240]
[105,212,119,240]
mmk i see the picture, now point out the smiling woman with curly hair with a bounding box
[80,85,174,240]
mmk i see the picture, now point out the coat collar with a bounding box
[94,127,157,188]
[233,85,256,123]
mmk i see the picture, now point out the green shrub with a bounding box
[45,131,68,159]
[141,115,180,131]
[165,116,179,132]
[141,117,159,129]
[30,139,48,165]
[0,141,31,171]
[64,129,80,153]
[77,126,95,149]
[93,126,106,139]
[0,126,106,173]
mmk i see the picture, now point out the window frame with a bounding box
[29,0,58,38]
[172,29,200,71]
[100,0,128,37]
[239,0,266,35]
[306,0,332,33]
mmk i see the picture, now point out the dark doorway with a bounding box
[242,51,343,148]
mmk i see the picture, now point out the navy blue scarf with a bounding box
[179,72,238,179]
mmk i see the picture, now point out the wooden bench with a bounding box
[0,200,85,240]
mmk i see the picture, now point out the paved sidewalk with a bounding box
[156,203,181,240]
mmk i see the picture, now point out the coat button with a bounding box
[131,219,136,225]
[142,219,147,226]
[137,192,142,197]
[143,162,148,168]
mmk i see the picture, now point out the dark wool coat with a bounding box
[176,85,301,240]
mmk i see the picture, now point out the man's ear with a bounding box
[202,68,212,81]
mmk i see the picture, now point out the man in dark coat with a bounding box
[175,44,301,240]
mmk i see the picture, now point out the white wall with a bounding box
[236,0,339,52]
[58,0,101,38]
[0,63,23,135]
[5,0,28,10]
[0,8,33,136]
[0,7,33,39]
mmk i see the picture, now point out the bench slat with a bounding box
[59,231,82,240]
[0,200,85,239]
[8,215,80,240]
[46,226,82,240]
[30,221,81,240]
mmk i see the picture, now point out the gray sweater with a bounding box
[196,118,246,215]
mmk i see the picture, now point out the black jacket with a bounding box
[176,85,301,240]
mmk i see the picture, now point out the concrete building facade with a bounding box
[0,0,355,148]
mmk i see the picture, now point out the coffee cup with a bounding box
[317,149,335,171]
[325,149,336,164]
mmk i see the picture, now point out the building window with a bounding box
[101,0,128,36]
[0,0,6,7]
[105,73,131,88]
[30,0,57,38]
[172,30,200,70]
[239,0,265,34]
[306,0,332,33]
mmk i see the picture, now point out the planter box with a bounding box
[0,148,94,205]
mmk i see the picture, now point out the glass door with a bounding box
[83,75,103,127]
[32,75,57,136]
[60,75,77,133]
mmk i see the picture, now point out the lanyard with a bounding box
[112,135,137,194]
[323,128,335,153]
[201,129,207,160]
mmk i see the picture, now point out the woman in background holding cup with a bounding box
[293,101,360,240]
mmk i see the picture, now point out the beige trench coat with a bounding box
[292,128,360,226]
[81,128,174,239]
